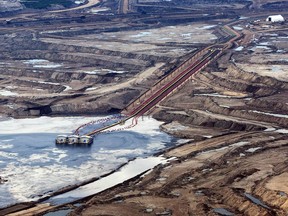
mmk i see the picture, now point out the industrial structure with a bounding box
[266,15,285,22]
[55,25,241,146]
[55,135,93,145]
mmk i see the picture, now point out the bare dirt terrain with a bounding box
[65,22,288,215]
[0,0,288,215]
[69,131,288,216]
[0,14,218,117]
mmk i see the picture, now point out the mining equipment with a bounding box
[55,135,93,145]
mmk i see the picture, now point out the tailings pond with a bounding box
[0,115,177,208]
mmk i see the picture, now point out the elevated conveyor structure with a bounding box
[55,25,241,143]
[83,48,223,137]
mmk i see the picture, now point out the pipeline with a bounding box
[74,114,126,135]
[100,116,139,134]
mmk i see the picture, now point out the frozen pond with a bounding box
[0,116,173,208]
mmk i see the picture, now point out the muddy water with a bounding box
[213,208,234,216]
[244,193,271,210]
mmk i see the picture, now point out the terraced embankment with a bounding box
[66,20,288,216]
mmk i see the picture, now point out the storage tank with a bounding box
[79,135,93,145]
[67,135,80,144]
[55,135,68,144]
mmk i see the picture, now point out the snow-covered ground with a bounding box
[86,23,217,44]
[23,59,62,69]
[0,116,172,208]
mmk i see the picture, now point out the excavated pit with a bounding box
[0,0,288,215]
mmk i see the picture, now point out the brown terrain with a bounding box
[0,0,288,215]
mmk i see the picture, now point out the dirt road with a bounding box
[52,0,100,13]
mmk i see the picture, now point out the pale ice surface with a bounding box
[0,116,173,208]
[0,116,101,134]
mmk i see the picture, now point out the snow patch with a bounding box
[198,25,216,30]
[23,59,62,68]
[83,69,126,74]
[194,93,234,98]
[264,127,276,132]
[85,87,97,91]
[0,90,18,96]
[233,26,243,30]
[219,105,230,108]
[235,46,244,51]
[250,110,288,119]
[130,32,152,38]
[239,16,248,20]
[63,86,72,92]
[245,147,262,153]
[275,129,288,134]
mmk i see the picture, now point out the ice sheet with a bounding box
[0,116,172,208]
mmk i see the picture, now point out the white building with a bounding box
[266,15,285,22]
[75,0,85,5]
